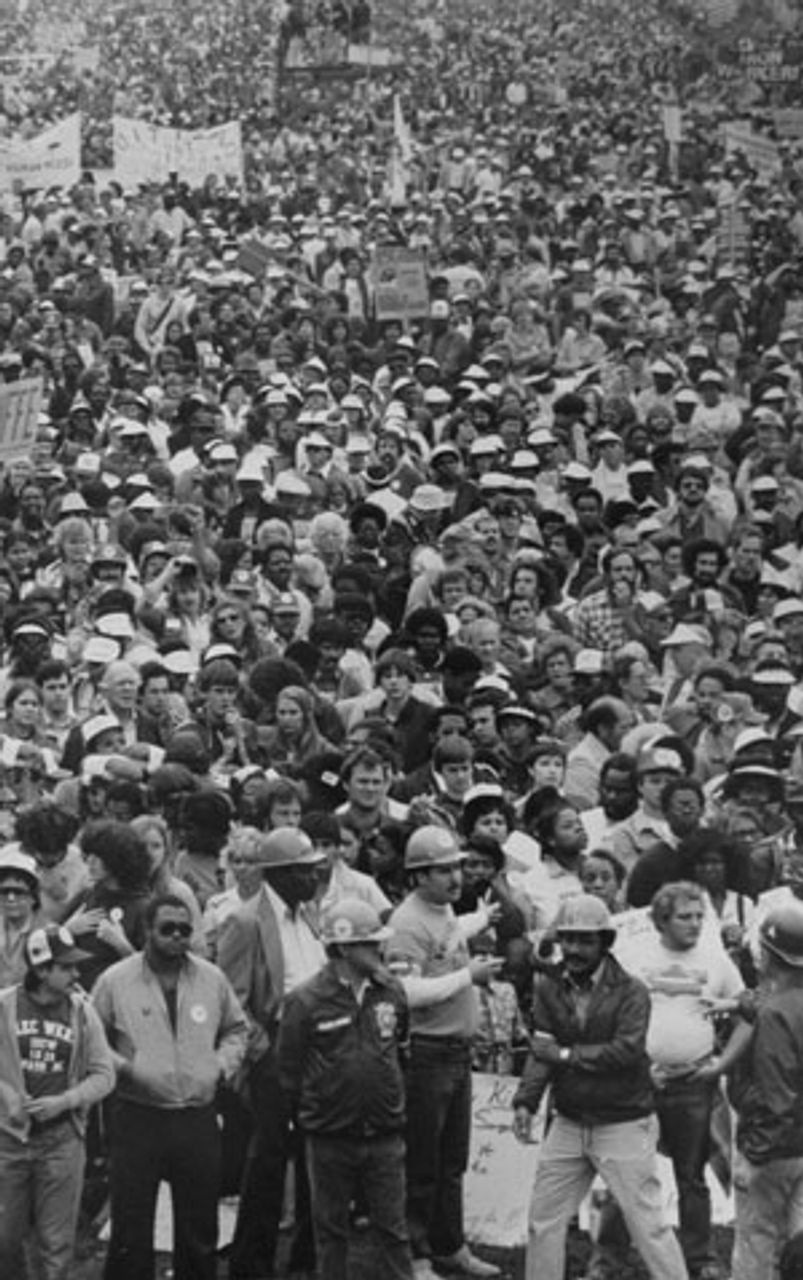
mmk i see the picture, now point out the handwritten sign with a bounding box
[774,108,803,138]
[0,377,43,466]
[113,117,244,187]
[372,247,428,322]
[720,122,780,179]
[0,115,81,191]
[465,1073,544,1248]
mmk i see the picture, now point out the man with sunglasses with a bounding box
[92,893,248,1280]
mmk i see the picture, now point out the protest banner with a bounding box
[0,115,81,191]
[774,108,803,138]
[372,246,429,322]
[0,377,43,467]
[662,105,683,144]
[347,44,401,69]
[113,117,244,187]
[720,122,780,178]
[465,1074,544,1248]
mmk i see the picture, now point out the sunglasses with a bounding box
[156,923,192,938]
[217,614,240,624]
[0,886,31,898]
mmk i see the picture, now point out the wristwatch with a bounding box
[559,1047,571,1064]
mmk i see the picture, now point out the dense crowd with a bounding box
[4,0,803,1278]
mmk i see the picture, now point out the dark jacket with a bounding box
[513,953,654,1125]
[731,987,803,1166]
[278,963,408,1139]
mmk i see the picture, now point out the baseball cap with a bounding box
[26,924,89,968]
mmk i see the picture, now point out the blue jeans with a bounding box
[308,1133,414,1280]
[0,1120,85,1280]
[405,1036,472,1259]
[655,1077,717,1272]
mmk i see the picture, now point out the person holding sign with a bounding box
[0,922,114,1280]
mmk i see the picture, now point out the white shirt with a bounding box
[262,882,326,996]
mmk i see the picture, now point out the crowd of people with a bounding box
[3,0,803,1276]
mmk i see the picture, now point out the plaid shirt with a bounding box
[574,589,627,660]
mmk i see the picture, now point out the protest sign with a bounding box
[720,122,780,178]
[71,47,100,74]
[465,1074,544,1248]
[774,108,803,138]
[372,247,429,322]
[237,239,273,279]
[113,117,244,187]
[716,205,750,263]
[0,115,81,191]
[0,377,43,466]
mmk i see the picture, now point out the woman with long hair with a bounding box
[259,685,335,776]
[209,597,263,667]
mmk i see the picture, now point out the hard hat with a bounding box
[553,895,616,943]
[257,827,326,870]
[404,825,466,871]
[320,897,391,946]
[760,901,803,968]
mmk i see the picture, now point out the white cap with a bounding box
[661,623,712,647]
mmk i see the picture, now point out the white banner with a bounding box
[0,115,81,191]
[112,117,244,188]
[0,377,43,466]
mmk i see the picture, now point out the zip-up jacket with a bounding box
[0,983,114,1142]
[513,953,654,1125]
[278,963,408,1139]
[731,986,803,1165]
[92,952,247,1108]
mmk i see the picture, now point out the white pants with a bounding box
[526,1113,688,1280]
[732,1149,803,1280]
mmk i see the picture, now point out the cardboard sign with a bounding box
[237,238,273,279]
[774,108,803,138]
[113,117,244,187]
[0,115,81,191]
[720,122,780,178]
[0,377,43,466]
[347,44,400,69]
[716,205,750,262]
[465,1074,544,1248]
[372,246,429,321]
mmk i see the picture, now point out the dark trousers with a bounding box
[308,1133,414,1280]
[656,1076,717,1271]
[405,1037,472,1259]
[104,1100,220,1280]
[229,1052,314,1279]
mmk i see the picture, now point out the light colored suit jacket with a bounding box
[217,884,285,1061]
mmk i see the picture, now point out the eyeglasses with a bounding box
[217,614,240,624]
[0,886,31,898]
[156,923,192,938]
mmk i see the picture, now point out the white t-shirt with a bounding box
[624,930,742,1072]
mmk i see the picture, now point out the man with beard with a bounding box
[663,463,729,544]
[513,895,688,1280]
[671,539,739,621]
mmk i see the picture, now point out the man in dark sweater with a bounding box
[512,895,688,1280]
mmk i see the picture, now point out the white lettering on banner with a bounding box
[112,117,244,188]
[0,378,43,467]
[0,115,81,191]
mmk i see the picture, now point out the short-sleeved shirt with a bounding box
[16,989,74,1099]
